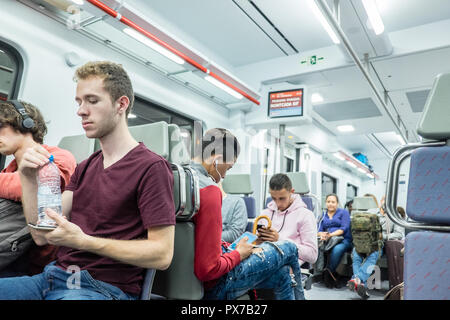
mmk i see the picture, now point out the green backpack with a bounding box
[351,212,383,255]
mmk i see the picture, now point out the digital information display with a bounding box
[268,89,303,118]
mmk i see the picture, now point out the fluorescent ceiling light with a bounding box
[204,75,243,100]
[366,173,373,178]
[362,0,385,35]
[311,93,324,104]
[123,28,185,65]
[347,161,357,168]
[333,153,345,161]
[358,167,366,173]
[180,132,190,138]
[337,125,355,132]
[70,0,84,5]
[308,0,340,44]
[127,113,137,119]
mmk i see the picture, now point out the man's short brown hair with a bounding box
[74,61,135,116]
[201,128,240,163]
[0,100,47,144]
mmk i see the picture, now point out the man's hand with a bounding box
[43,209,89,250]
[18,145,51,179]
[235,236,254,261]
[256,227,279,242]
[318,232,330,241]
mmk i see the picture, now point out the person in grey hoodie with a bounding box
[218,182,248,243]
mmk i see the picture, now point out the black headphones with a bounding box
[8,100,35,130]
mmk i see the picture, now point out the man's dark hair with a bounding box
[0,100,47,144]
[201,128,240,163]
[269,173,292,191]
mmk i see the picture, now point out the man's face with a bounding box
[75,76,119,139]
[269,188,293,212]
[210,156,235,183]
[0,124,23,155]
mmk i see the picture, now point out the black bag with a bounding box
[0,198,32,271]
[314,236,344,274]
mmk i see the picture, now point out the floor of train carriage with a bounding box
[304,280,390,300]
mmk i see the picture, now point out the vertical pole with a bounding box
[279,124,286,173]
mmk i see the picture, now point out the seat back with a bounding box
[385,72,450,300]
[222,174,257,232]
[151,123,202,300]
[57,133,95,164]
[152,222,203,300]
[140,269,156,300]
[93,121,170,159]
[351,196,379,216]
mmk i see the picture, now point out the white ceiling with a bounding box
[23,0,450,164]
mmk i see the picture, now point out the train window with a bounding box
[285,156,294,172]
[0,40,23,170]
[321,173,337,207]
[128,96,196,158]
[346,183,358,203]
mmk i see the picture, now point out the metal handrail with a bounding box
[385,141,450,232]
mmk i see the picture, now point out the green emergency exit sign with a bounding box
[301,55,324,65]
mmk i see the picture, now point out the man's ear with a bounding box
[290,188,295,195]
[213,154,223,165]
[117,96,130,115]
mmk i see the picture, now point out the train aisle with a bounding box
[304,281,390,300]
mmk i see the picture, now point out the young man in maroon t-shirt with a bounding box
[0,61,175,300]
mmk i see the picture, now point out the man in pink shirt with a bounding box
[258,173,318,267]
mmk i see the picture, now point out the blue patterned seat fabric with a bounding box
[406,146,450,224]
[404,145,450,300]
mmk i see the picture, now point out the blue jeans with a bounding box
[327,239,352,272]
[204,240,305,300]
[351,247,382,284]
[0,262,138,300]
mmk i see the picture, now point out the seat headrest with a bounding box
[352,196,379,211]
[129,122,169,159]
[417,73,450,141]
[222,174,253,195]
[286,172,310,194]
[168,124,191,164]
[57,134,95,164]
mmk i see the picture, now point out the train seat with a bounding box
[385,72,450,300]
[147,123,202,300]
[93,121,170,159]
[222,174,256,232]
[57,133,95,164]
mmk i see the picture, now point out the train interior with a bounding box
[1,0,449,300]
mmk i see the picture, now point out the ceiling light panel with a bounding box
[84,20,185,74]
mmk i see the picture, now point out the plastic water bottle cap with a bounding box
[49,155,54,162]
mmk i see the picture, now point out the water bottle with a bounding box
[37,155,62,227]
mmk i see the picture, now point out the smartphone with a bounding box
[256,224,265,230]
[229,231,258,251]
[28,223,56,231]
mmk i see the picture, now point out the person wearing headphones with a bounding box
[0,100,77,276]
[190,128,305,300]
